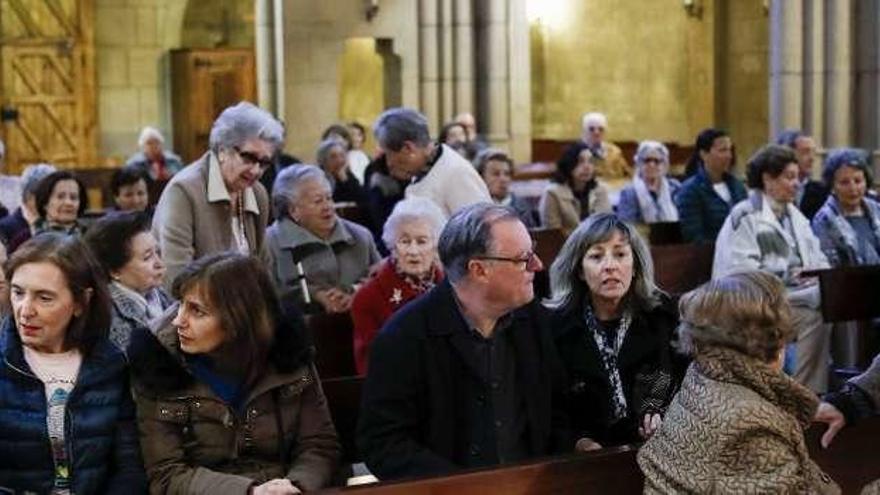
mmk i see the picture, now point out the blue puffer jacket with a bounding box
[675,167,748,243]
[0,317,147,494]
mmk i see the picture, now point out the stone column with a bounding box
[824,0,854,147]
[769,0,804,138]
[803,0,824,146]
[419,0,441,130]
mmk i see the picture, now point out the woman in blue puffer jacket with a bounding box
[0,233,147,494]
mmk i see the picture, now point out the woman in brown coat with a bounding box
[637,271,838,494]
[129,253,340,494]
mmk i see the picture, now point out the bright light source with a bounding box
[526,0,570,28]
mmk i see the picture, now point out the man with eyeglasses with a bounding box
[358,203,571,480]
[580,112,632,179]
[152,102,283,288]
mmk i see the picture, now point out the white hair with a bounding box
[138,126,164,148]
[382,197,447,252]
[581,112,608,132]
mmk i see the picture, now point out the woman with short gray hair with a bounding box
[547,212,680,450]
[351,197,446,373]
[266,164,380,314]
[812,147,880,266]
[152,102,281,288]
[617,141,681,224]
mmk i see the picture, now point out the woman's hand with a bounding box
[314,288,353,313]
[638,413,662,440]
[815,401,846,448]
[574,437,603,452]
[251,478,301,495]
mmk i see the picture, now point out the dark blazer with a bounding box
[551,296,681,447]
[357,280,570,480]
[0,318,147,494]
[675,167,748,243]
[799,180,829,221]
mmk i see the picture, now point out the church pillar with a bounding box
[769,0,804,138]
[824,0,854,147]
[803,0,824,145]
[419,0,441,130]
[453,0,475,116]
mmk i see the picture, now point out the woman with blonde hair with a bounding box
[638,271,838,494]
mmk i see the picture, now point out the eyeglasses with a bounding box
[233,146,274,171]
[474,251,542,271]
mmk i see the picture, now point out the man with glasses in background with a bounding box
[358,203,571,480]
[152,101,282,288]
[581,111,632,179]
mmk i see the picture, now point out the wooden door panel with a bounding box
[0,0,95,173]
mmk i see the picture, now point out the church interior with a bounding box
[1,0,880,493]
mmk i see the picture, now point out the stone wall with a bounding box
[94,0,252,163]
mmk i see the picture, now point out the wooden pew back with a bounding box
[651,242,715,295]
[315,416,880,494]
[306,312,357,379]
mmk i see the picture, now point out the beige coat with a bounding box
[152,153,270,289]
[538,181,612,235]
[638,348,839,495]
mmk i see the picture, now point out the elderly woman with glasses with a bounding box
[547,213,681,450]
[152,102,282,288]
[266,164,380,314]
[617,141,682,224]
[812,148,880,266]
[351,197,446,374]
[638,271,838,494]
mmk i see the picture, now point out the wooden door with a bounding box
[0,0,96,173]
[170,49,256,164]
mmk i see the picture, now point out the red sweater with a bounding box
[350,259,443,374]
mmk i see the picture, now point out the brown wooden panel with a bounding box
[170,49,257,164]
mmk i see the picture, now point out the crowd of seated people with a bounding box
[2,100,880,494]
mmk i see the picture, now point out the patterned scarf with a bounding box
[584,303,632,423]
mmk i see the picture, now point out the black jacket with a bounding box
[552,295,682,447]
[357,280,570,480]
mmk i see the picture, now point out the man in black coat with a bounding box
[357,203,570,480]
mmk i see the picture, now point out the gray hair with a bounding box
[271,164,331,219]
[373,107,432,152]
[315,138,346,169]
[581,112,608,132]
[547,213,661,311]
[821,147,873,188]
[382,197,447,250]
[137,126,164,147]
[473,148,514,176]
[209,101,284,153]
[438,202,519,283]
[20,163,58,202]
[633,140,670,167]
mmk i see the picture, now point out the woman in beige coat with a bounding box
[129,253,340,494]
[638,271,839,494]
[539,142,612,236]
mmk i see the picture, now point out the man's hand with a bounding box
[814,401,846,448]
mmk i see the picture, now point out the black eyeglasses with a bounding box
[233,146,274,171]
[474,251,541,270]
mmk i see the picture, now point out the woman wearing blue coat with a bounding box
[0,234,146,494]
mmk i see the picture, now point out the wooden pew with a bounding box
[803,265,880,368]
[322,375,364,463]
[529,227,566,299]
[306,312,357,379]
[651,242,714,295]
[314,416,880,494]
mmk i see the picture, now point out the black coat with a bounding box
[552,295,681,447]
[357,280,570,480]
